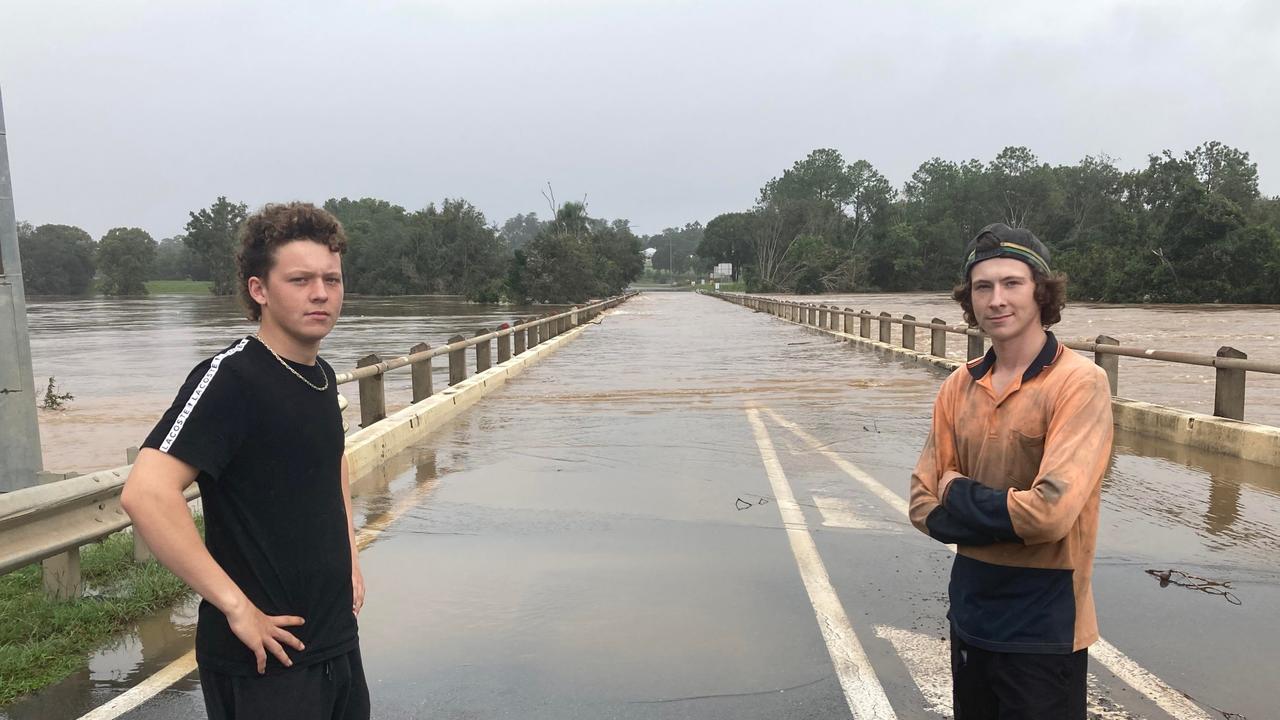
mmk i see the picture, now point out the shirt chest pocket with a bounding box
[1005,429,1046,490]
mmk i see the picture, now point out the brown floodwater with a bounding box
[24,294,564,473]
[767,291,1280,427]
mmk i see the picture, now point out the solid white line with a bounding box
[813,495,902,532]
[764,407,1213,720]
[77,650,197,720]
[745,408,897,720]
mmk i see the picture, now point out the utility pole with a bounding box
[0,87,45,491]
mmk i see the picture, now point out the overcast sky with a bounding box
[2,0,1278,241]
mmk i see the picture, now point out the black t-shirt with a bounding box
[143,336,358,676]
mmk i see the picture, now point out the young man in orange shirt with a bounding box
[909,223,1114,719]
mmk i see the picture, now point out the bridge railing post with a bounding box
[40,471,82,599]
[902,314,916,350]
[1214,346,1247,420]
[357,354,386,427]
[842,307,854,335]
[497,324,512,363]
[819,305,828,329]
[879,312,891,343]
[475,330,491,373]
[859,310,871,338]
[448,335,467,385]
[829,307,840,331]
[1094,335,1119,396]
[411,342,433,402]
[514,319,527,354]
[930,318,947,357]
[967,331,985,361]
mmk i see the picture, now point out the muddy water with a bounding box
[5,292,1279,718]
[770,292,1280,427]
[24,294,562,473]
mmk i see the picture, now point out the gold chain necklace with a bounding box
[252,334,329,392]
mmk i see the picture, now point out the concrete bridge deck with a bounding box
[5,292,1277,719]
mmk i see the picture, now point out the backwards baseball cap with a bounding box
[962,223,1051,279]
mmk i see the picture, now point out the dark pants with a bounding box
[199,647,370,720]
[950,628,1088,720]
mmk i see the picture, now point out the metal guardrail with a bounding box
[0,292,634,598]
[709,291,1275,423]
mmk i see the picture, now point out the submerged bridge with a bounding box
[3,292,1279,720]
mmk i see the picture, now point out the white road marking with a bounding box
[763,407,1213,720]
[745,408,897,720]
[873,626,952,716]
[76,474,440,720]
[814,495,902,532]
[76,650,197,720]
[874,625,1142,720]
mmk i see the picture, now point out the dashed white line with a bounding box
[762,407,1213,720]
[746,408,897,720]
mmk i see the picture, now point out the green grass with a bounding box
[0,519,202,707]
[143,280,212,294]
[712,281,746,292]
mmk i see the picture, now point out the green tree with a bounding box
[697,212,756,280]
[498,212,544,251]
[97,227,157,295]
[512,202,642,302]
[17,223,96,295]
[184,197,248,295]
[421,199,509,302]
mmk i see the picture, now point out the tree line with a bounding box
[694,142,1280,303]
[16,196,644,303]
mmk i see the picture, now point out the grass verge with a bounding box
[0,519,201,707]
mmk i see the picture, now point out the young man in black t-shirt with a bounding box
[122,203,369,720]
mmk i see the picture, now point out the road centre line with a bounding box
[76,472,440,720]
[760,407,1214,720]
[745,408,897,720]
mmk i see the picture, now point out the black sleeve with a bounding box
[142,355,250,480]
[924,506,1004,545]
[942,477,1022,543]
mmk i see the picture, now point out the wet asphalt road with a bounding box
[6,292,1278,719]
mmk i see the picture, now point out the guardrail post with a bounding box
[356,354,386,427]
[1214,346,1247,421]
[528,318,541,348]
[818,305,828,328]
[497,324,512,363]
[859,310,871,338]
[411,343,433,402]
[1094,335,1119,396]
[842,307,854,335]
[571,306,579,327]
[829,308,839,331]
[902,314,916,350]
[930,318,947,357]
[126,446,155,563]
[40,471,82,599]
[475,330,491,373]
[448,335,467,385]
[515,320,528,354]
[879,312,891,343]
[967,332,985,361]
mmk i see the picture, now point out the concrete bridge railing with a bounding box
[707,291,1280,466]
[0,292,636,600]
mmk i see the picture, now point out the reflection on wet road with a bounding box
[6,293,1277,719]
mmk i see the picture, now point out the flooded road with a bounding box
[24,294,561,472]
[7,292,1276,720]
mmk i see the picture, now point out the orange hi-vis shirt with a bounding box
[909,332,1114,654]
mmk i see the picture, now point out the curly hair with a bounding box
[236,202,348,321]
[952,267,1068,328]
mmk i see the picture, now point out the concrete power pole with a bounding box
[0,87,45,491]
